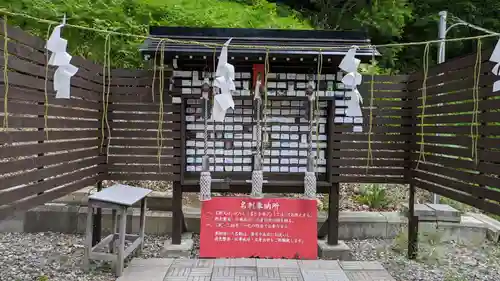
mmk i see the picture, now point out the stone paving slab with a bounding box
[343,270,396,281]
[340,261,385,271]
[118,258,395,281]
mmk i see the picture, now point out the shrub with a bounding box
[355,183,390,209]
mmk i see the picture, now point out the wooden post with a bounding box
[327,182,340,245]
[407,183,418,259]
[172,181,183,245]
[109,209,117,254]
[84,205,94,271]
[328,99,340,246]
[116,207,127,277]
[92,181,103,246]
[138,198,147,255]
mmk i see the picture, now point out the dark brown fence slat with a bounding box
[110,130,181,139]
[332,142,408,150]
[0,86,99,109]
[108,104,180,113]
[3,117,99,129]
[0,156,104,191]
[0,174,104,221]
[107,173,181,181]
[0,148,100,176]
[5,102,99,119]
[413,178,500,216]
[0,130,98,143]
[109,147,181,156]
[109,112,182,122]
[110,122,181,130]
[0,165,104,206]
[108,165,179,173]
[332,159,408,167]
[332,176,406,183]
[109,138,181,147]
[108,156,181,165]
[0,140,99,159]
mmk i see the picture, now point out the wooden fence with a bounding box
[409,49,500,216]
[0,23,499,248]
[0,20,105,220]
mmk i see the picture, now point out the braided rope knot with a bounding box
[304,171,316,199]
[251,170,264,198]
[199,171,212,201]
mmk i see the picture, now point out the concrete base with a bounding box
[467,212,500,243]
[1,203,494,245]
[160,232,194,258]
[402,203,461,223]
[317,240,352,260]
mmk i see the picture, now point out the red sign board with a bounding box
[200,197,317,259]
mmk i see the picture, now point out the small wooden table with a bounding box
[83,184,152,277]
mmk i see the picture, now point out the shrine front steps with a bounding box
[2,203,491,247]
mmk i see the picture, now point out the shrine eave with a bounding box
[138,26,380,60]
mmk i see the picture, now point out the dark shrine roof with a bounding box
[139,26,379,60]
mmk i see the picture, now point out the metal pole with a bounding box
[430,11,447,204]
[438,11,447,64]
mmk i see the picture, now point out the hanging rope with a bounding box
[151,39,165,103]
[262,48,270,158]
[105,34,112,162]
[366,47,375,172]
[100,34,112,159]
[2,15,9,130]
[314,50,323,169]
[43,23,53,140]
[157,40,165,170]
[212,47,217,171]
[472,39,482,165]
[1,9,498,51]
[416,43,430,170]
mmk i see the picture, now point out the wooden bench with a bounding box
[83,184,152,277]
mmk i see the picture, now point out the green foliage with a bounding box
[354,184,390,209]
[1,0,310,68]
[37,276,49,281]
[359,59,394,75]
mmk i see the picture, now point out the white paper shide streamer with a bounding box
[339,46,363,132]
[211,38,235,122]
[490,38,500,92]
[45,17,79,99]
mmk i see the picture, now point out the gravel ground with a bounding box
[346,239,500,281]
[2,232,498,281]
[0,232,170,281]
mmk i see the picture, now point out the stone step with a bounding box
[401,203,461,223]
[467,212,500,242]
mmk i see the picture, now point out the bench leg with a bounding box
[116,207,127,277]
[109,209,117,254]
[137,198,147,256]
[84,206,94,271]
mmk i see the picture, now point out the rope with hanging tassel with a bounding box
[100,34,111,157]
[212,47,216,170]
[151,39,165,103]
[262,48,270,159]
[471,39,482,165]
[416,43,430,170]
[2,15,9,130]
[105,34,112,162]
[43,23,53,140]
[157,40,165,170]
[366,47,375,172]
[314,50,323,169]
